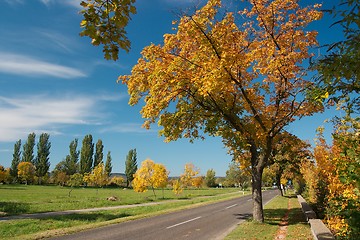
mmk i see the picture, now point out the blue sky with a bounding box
[0,0,342,176]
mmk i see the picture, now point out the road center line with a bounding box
[225,204,238,209]
[166,216,202,229]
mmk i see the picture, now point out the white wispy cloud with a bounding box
[37,0,82,9]
[4,0,24,5]
[99,123,158,134]
[0,52,86,79]
[0,93,119,142]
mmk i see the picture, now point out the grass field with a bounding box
[0,184,245,239]
[225,193,313,240]
[0,184,240,215]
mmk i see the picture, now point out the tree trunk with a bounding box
[276,173,283,196]
[249,136,273,223]
[252,166,264,222]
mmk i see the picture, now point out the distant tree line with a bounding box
[0,133,141,188]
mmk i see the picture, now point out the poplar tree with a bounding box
[125,148,137,187]
[10,139,21,180]
[93,139,104,168]
[80,134,94,174]
[64,138,79,175]
[22,132,36,164]
[105,151,112,176]
[35,133,51,183]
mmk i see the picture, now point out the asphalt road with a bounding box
[51,190,279,240]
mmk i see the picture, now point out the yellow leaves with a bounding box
[18,162,35,184]
[83,162,108,187]
[180,163,200,187]
[133,159,169,194]
[321,91,329,99]
[119,0,324,163]
[172,179,183,195]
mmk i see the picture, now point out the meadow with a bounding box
[0,184,240,215]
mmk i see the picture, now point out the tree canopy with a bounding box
[119,0,323,222]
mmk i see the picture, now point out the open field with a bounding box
[0,184,240,215]
[225,193,313,240]
[0,184,245,239]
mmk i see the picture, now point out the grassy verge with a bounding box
[225,193,313,240]
[0,185,248,239]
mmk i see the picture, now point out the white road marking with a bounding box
[225,204,238,209]
[166,216,202,229]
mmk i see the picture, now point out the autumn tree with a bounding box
[94,139,104,168]
[105,151,112,176]
[132,159,169,198]
[119,0,322,222]
[205,169,216,187]
[80,134,94,174]
[18,161,35,185]
[172,179,183,195]
[192,176,204,188]
[79,0,136,61]
[269,132,312,195]
[34,133,51,184]
[83,162,108,188]
[108,176,124,187]
[0,166,10,183]
[10,139,21,181]
[125,148,137,187]
[180,163,199,188]
[22,132,36,164]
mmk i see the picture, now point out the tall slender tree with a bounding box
[35,133,51,183]
[125,148,137,187]
[80,134,94,174]
[64,138,79,175]
[93,139,104,168]
[22,132,36,164]
[105,151,112,177]
[10,139,21,181]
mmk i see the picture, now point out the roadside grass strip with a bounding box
[225,193,313,240]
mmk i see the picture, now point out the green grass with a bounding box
[0,184,246,239]
[0,184,239,215]
[225,193,313,240]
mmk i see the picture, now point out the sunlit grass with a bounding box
[0,184,239,215]
[225,193,313,240]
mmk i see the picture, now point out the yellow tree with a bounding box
[133,159,169,198]
[83,162,108,188]
[309,120,360,238]
[119,0,322,222]
[192,176,204,188]
[180,163,199,188]
[172,179,183,195]
[0,166,10,183]
[17,162,35,185]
